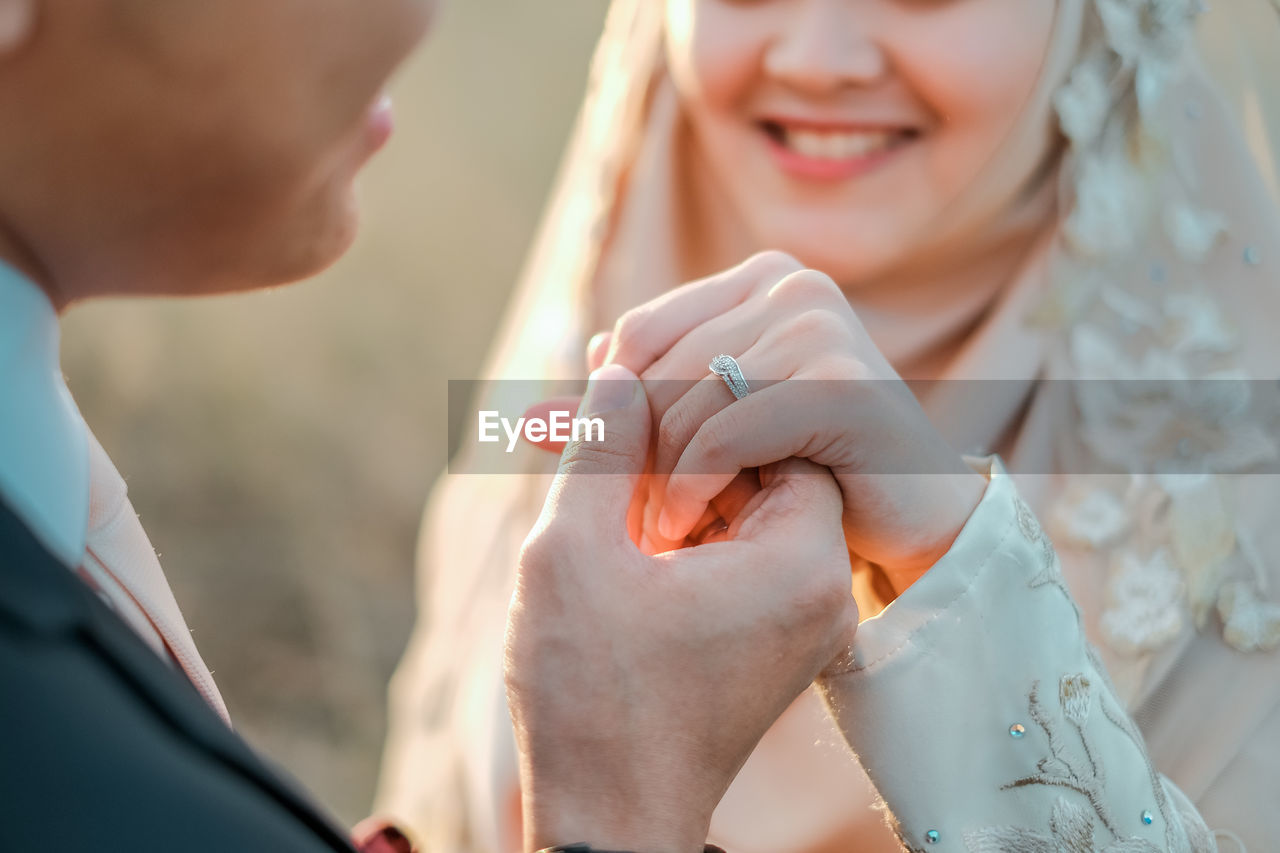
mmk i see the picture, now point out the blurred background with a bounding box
[61,0,608,825]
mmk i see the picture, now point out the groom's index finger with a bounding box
[548,364,652,530]
[605,251,804,375]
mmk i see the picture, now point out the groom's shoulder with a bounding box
[0,498,358,853]
[0,496,86,632]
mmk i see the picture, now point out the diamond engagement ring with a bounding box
[709,354,751,400]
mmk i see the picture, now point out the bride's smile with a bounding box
[756,117,920,181]
[664,0,1056,286]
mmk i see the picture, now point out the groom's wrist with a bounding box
[524,784,714,853]
[535,840,727,845]
[526,814,712,853]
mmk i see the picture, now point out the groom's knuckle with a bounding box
[787,569,846,626]
[519,531,560,578]
[522,523,588,576]
[813,561,854,617]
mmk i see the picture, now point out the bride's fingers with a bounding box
[587,331,611,372]
[683,471,760,544]
[637,297,770,417]
[605,251,802,375]
[639,291,848,440]
[658,383,833,540]
[651,342,794,478]
[641,470,758,552]
[709,470,760,528]
[642,473,686,554]
[641,471,759,549]
[686,503,728,545]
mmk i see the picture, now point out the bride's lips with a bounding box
[757,117,919,182]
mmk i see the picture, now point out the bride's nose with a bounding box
[763,0,888,93]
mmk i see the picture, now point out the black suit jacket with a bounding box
[0,498,359,852]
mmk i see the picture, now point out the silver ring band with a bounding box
[709,354,751,400]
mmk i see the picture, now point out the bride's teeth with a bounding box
[834,135,860,159]
[790,130,826,159]
[780,128,897,160]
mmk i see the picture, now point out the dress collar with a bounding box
[0,261,89,567]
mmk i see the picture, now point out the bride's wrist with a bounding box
[878,469,988,597]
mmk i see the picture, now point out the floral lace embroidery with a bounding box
[994,680,1117,835]
[1018,498,1071,588]
[1018,498,1060,572]
[966,797,1160,853]
[1002,489,1198,852]
[1100,550,1185,654]
[963,676,1180,853]
[1217,581,1280,652]
[1044,0,1280,658]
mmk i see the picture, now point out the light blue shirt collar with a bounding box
[0,261,89,567]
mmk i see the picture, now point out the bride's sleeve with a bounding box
[817,458,1217,853]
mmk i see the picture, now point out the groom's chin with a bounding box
[215,184,365,296]
[275,190,363,285]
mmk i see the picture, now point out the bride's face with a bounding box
[664,0,1057,285]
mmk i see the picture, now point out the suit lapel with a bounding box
[0,499,356,852]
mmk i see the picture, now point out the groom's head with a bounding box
[0,0,433,307]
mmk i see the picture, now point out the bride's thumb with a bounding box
[552,364,651,519]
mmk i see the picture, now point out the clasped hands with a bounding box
[505,252,986,853]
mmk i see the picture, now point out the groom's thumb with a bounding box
[552,363,651,521]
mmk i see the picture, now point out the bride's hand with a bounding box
[601,251,986,594]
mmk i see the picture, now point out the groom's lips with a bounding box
[363,94,395,157]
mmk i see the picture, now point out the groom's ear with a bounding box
[0,0,37,57]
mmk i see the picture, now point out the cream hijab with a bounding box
[378,2,1280,851]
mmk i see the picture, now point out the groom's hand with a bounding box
[505,363,858,853]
